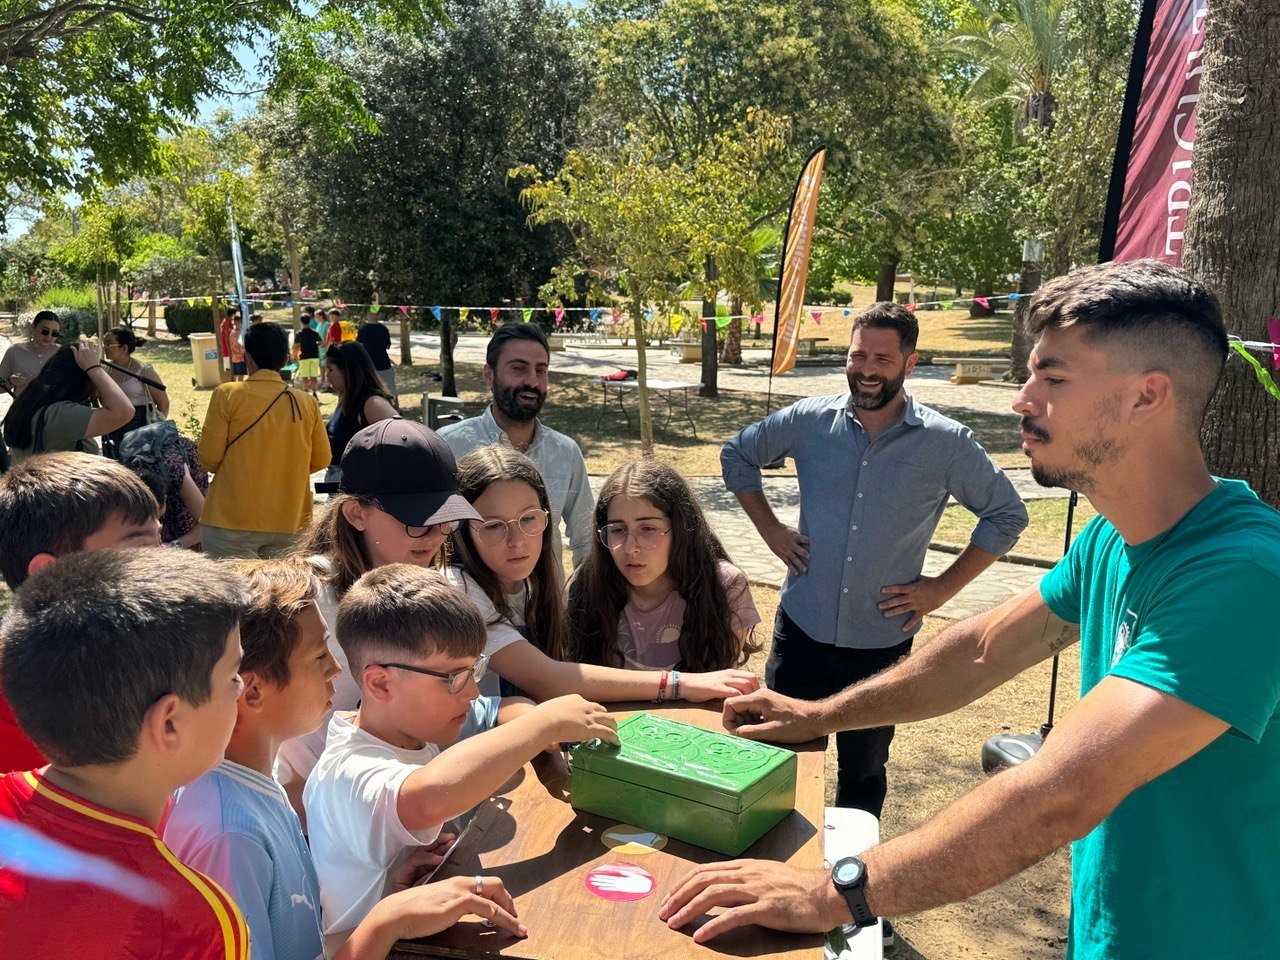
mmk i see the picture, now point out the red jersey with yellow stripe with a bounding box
[0,769,250,960]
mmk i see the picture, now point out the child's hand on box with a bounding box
[537,694,620,746]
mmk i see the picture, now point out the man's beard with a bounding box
[1022,416,1120,493]
[493,382,546,422]
[847,369,906,410]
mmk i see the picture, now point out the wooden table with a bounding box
[392,704,826,960]
[596,379,700,437]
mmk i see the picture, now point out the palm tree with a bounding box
[939,0,1080,376]
[940,0,1080,131]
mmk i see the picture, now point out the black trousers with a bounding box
[765,607,913,817]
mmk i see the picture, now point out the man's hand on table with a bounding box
[763,522,810,575]
[722,688,827,743]
[681,669,760,703]
[660,861,851,943]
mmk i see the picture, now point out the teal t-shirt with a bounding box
[1040,479,1280,960]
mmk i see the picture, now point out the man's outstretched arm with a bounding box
[725,585,1079,743]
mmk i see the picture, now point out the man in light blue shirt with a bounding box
[722,302,1027,817]
[438,323,593,572]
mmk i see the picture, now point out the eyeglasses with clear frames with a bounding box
[597,522,672,551]
[376,653,490,694]
[469,509,549,545]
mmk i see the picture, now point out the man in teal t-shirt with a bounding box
[1041,478,1280,958]
[660,259,1280,960]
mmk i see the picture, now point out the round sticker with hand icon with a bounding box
[584,863,656,901]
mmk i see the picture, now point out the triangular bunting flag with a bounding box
[459,307,470,322]
[431,306,441,321]
[1008,292,1021,301]
[370,303,381,313]
[554,307,565,326]
[612,309,623,325]
[715,314,732,329]
[905,302,917,313]
[810,310,822,325]
[590,307,600,324]
[1268,316,1280,370]
[398,305,409,315]
[940,300,954,310]
[489,307,500,323]
[670,314,684,334]
[751,314,764,325]
[522,308,533,322]
[974,296,990,309]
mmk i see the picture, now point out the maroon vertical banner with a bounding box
[1099,0,1209,265]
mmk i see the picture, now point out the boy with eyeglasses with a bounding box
[304,563,618,952]
[164,559,526,960]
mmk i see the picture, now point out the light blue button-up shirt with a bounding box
[722,392,1027,649]
[438,405,595,567]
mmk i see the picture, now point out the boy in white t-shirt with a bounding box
[165,559,525,960]
[305,563,619,950]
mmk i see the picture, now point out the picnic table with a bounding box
[596,378,699,438]
[390,703,880,960]
[932,356,1011,384]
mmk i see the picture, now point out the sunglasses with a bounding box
[376,653,490,695]
[35,328,59,338]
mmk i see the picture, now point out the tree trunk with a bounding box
[700,256,719,397]
[1184,0,1280,507]
[440,314,457,398]
[1006,256,1044,383]
[722,296,744,365]
[633,310,654,455]
[969,278,995,318]
[875,254,899,303]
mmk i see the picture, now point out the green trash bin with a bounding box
[189,332,221,389]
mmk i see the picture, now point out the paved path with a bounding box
[589,475,1052,622]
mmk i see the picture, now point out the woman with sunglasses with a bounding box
[0,311,62,395]
[102,327,170,455]
[447,445,758,704]
[277,418,483,816]
[322,341,397,483]
[566,458,761,673]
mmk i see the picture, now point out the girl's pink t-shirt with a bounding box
[617,561,760,670]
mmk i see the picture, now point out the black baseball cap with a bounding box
[339,419,481,527]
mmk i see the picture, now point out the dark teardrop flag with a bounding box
[1099,0,1209,264]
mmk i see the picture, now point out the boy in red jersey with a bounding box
[0,548,251,960]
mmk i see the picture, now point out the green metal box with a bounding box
[569,713,797,856]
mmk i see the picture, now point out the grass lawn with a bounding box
[933,497,1098,560]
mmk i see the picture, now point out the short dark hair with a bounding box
[230,558,318,689]
[850,302,919,352]
[0,549,247,767]
[244,322,289,370]
[0,453,159,588]
[32,310,59,326]
[486,322,550,369]
[1027,259,1227,430]
[336,564,486,680]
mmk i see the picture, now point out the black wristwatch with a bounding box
[830,856,876,930]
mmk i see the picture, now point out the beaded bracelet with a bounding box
[654,670,669,703]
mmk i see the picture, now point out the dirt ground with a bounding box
[746,585,1077,960]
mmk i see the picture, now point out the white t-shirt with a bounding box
[303,712,443,936]
[444,567,530,697]
[277,558,353,785]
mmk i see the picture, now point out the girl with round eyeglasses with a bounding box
[446,445,759,704]
[566,458,761,673]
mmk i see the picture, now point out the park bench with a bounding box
[796,336,830,356]
[934,356,1012,384]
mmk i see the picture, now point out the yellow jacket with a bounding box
[198,370,331,534]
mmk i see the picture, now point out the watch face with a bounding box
[833,858,864,887]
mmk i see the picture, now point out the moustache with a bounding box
[1020,417,1051,443]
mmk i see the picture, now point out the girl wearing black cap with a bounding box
[446,445,759,704]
